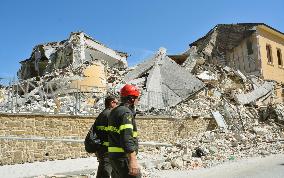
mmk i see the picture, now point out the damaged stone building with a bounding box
[171,23,284,102]
[1,24,284,176]
[18,32,128,91]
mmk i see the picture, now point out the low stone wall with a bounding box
[0,113,216,165]
[137,116,216,142]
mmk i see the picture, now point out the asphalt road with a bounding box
[157,154,284,178]
[2,154,284,178]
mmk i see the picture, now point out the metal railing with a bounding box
[0,77,108,115]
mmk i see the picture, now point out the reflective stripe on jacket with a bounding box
[108,104,138,158]
[94,108,111,153]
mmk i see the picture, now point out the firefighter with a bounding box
[93,95,118,178]
[108,84,141,178]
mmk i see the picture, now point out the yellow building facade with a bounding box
[257,25,284,101]
[225,24,284,102]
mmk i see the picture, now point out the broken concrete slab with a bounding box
[252,126,268,136]
[160,55,205,100]
[211,111,228,130]
[197,71,218,81]
[123,50,162,82]
[235,81,274,105]
[143,62,165,109]
[223,101,239,120]
[181,46,199,72]
[128,47,205,110]
[234,70,247,82]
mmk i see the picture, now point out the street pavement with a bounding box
[157,154,284,178]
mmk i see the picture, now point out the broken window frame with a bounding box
[246,40,253,55]
[266,44,273,64]
[277,48,283,67]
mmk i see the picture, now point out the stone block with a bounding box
[13,151,23,163]
[6,121,22,128]
[25,120,35,127]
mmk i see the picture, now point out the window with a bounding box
[277,48,283,66]
[246,40,253,55]
[266,44,273,64]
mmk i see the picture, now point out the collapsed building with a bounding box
[0,24,283,116]
[0,32,129,114]
[18,32,127,91]
[0,26,283,121]
[170,23,284,103]
[0,25,284,176]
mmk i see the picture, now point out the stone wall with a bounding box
[137,116,216,142]
[0,114,216,165]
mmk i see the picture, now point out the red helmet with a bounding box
[120,84,140,97]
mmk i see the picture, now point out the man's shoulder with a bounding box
[101,108,111,115]
[113,105,132,114]
[96,108,111,120]
[109,105,133,120]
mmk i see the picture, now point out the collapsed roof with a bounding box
[18,32,128,80]
[124,48,205,110]
[189,23,262,57]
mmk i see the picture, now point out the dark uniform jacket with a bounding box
[94,108,111,154]
[108,103,138,158]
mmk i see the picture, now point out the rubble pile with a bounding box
[124,47,205,112]
[121,47,284,177]
[18,32,127,80]
[0,29,283,177]
[0,31,132,114]
[131,48,276,125]
[139,125,284,177]
[0,45,282,121]
[259,103,284,125]
[0,59,126,114]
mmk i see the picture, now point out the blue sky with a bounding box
[0,0,283,81]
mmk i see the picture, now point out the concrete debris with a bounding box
[124,47,205,111]
[197,71,218,81]
[235,81,274,105]
[171,157,184,168]
[139,125,284,176]
[1,27,282,119]
[234,70,247,82]
[0,44,281,124]
[18,32,127,80]
[124,52,158,82]
[259,103,284,125]
[211,111,228,130]
[190,24,258,58]
[0,58,127,114]
[181,46,199,72]
[1,30,284,178]
[275,104,284,123]
[0,32,132,114]
[252,126,268,136]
